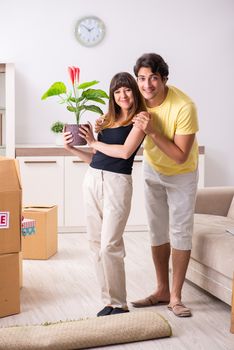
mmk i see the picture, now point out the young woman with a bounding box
[63,72,148,317]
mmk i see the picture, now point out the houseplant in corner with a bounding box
[42,66,109,145]
[51,121,64,146]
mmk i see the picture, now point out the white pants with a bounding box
[144,161,198,250]
[83,167,132,308]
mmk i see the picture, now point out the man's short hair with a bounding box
[134,53,169,79]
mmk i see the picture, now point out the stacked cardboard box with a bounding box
[19,251,23,289]
[22,206,58,260]
[0,157,22,318]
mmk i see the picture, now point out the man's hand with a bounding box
[133,112,154,135]
[94,116,105,133]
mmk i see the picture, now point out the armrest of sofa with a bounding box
[195,187,234,216]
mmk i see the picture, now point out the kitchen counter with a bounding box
[15,145,205,157]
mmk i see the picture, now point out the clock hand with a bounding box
[81,24,90,31]
[81,25,95,33]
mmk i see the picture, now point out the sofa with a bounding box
[186,187,234,306]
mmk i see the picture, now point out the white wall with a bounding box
[0,0,234,186]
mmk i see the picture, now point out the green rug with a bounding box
[0,311,172,349]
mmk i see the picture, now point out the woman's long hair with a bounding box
[102,72,146,129]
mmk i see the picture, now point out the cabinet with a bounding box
[17,154,148,232]
[127,157,147,229]
[0,63,15,157]
[17,157,64,226]
[64,157,88,229]
[17,148,205,232]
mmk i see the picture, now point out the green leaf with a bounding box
[82,89,109,100]
[85,97,106,104]
[83,105,104,115]
[41,82,67,100]
[51,121,64,133]
[67,106,76,112]
[78,80,99,90]
[69,96,85,103]
[67,105,85,113]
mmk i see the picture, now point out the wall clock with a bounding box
[75,16,106,47]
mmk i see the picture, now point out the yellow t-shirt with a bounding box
[143,85,199,176]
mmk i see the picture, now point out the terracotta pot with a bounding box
[64,124,89,146]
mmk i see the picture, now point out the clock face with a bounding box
[75,16,105,47]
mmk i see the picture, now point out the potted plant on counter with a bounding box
[41,66,109,145]
[51,121,64,146]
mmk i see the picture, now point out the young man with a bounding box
[132,53,199,317]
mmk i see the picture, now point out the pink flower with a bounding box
[73,66,80,83]
[68,66,80,85]
[42,66,108,125]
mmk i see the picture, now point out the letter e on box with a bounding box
[0,212,10,228]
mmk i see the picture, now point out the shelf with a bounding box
[0,63,15,157]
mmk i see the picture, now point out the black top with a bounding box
[90,124,140,175]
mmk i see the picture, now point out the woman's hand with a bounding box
[63,130,74,150]
[133,111,154,135]
[79,122,96,146]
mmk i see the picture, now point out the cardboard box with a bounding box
[0,158,22,254]
[22,206,58,259]
[19,251,23,288]
[0,253,20,318]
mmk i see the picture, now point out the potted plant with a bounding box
[41,66,109,145]
[51,121,65,146]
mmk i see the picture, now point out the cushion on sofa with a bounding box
[192,214,234,279]
[195,188,234,216]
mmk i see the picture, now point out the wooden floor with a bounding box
[0,231,233,349]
